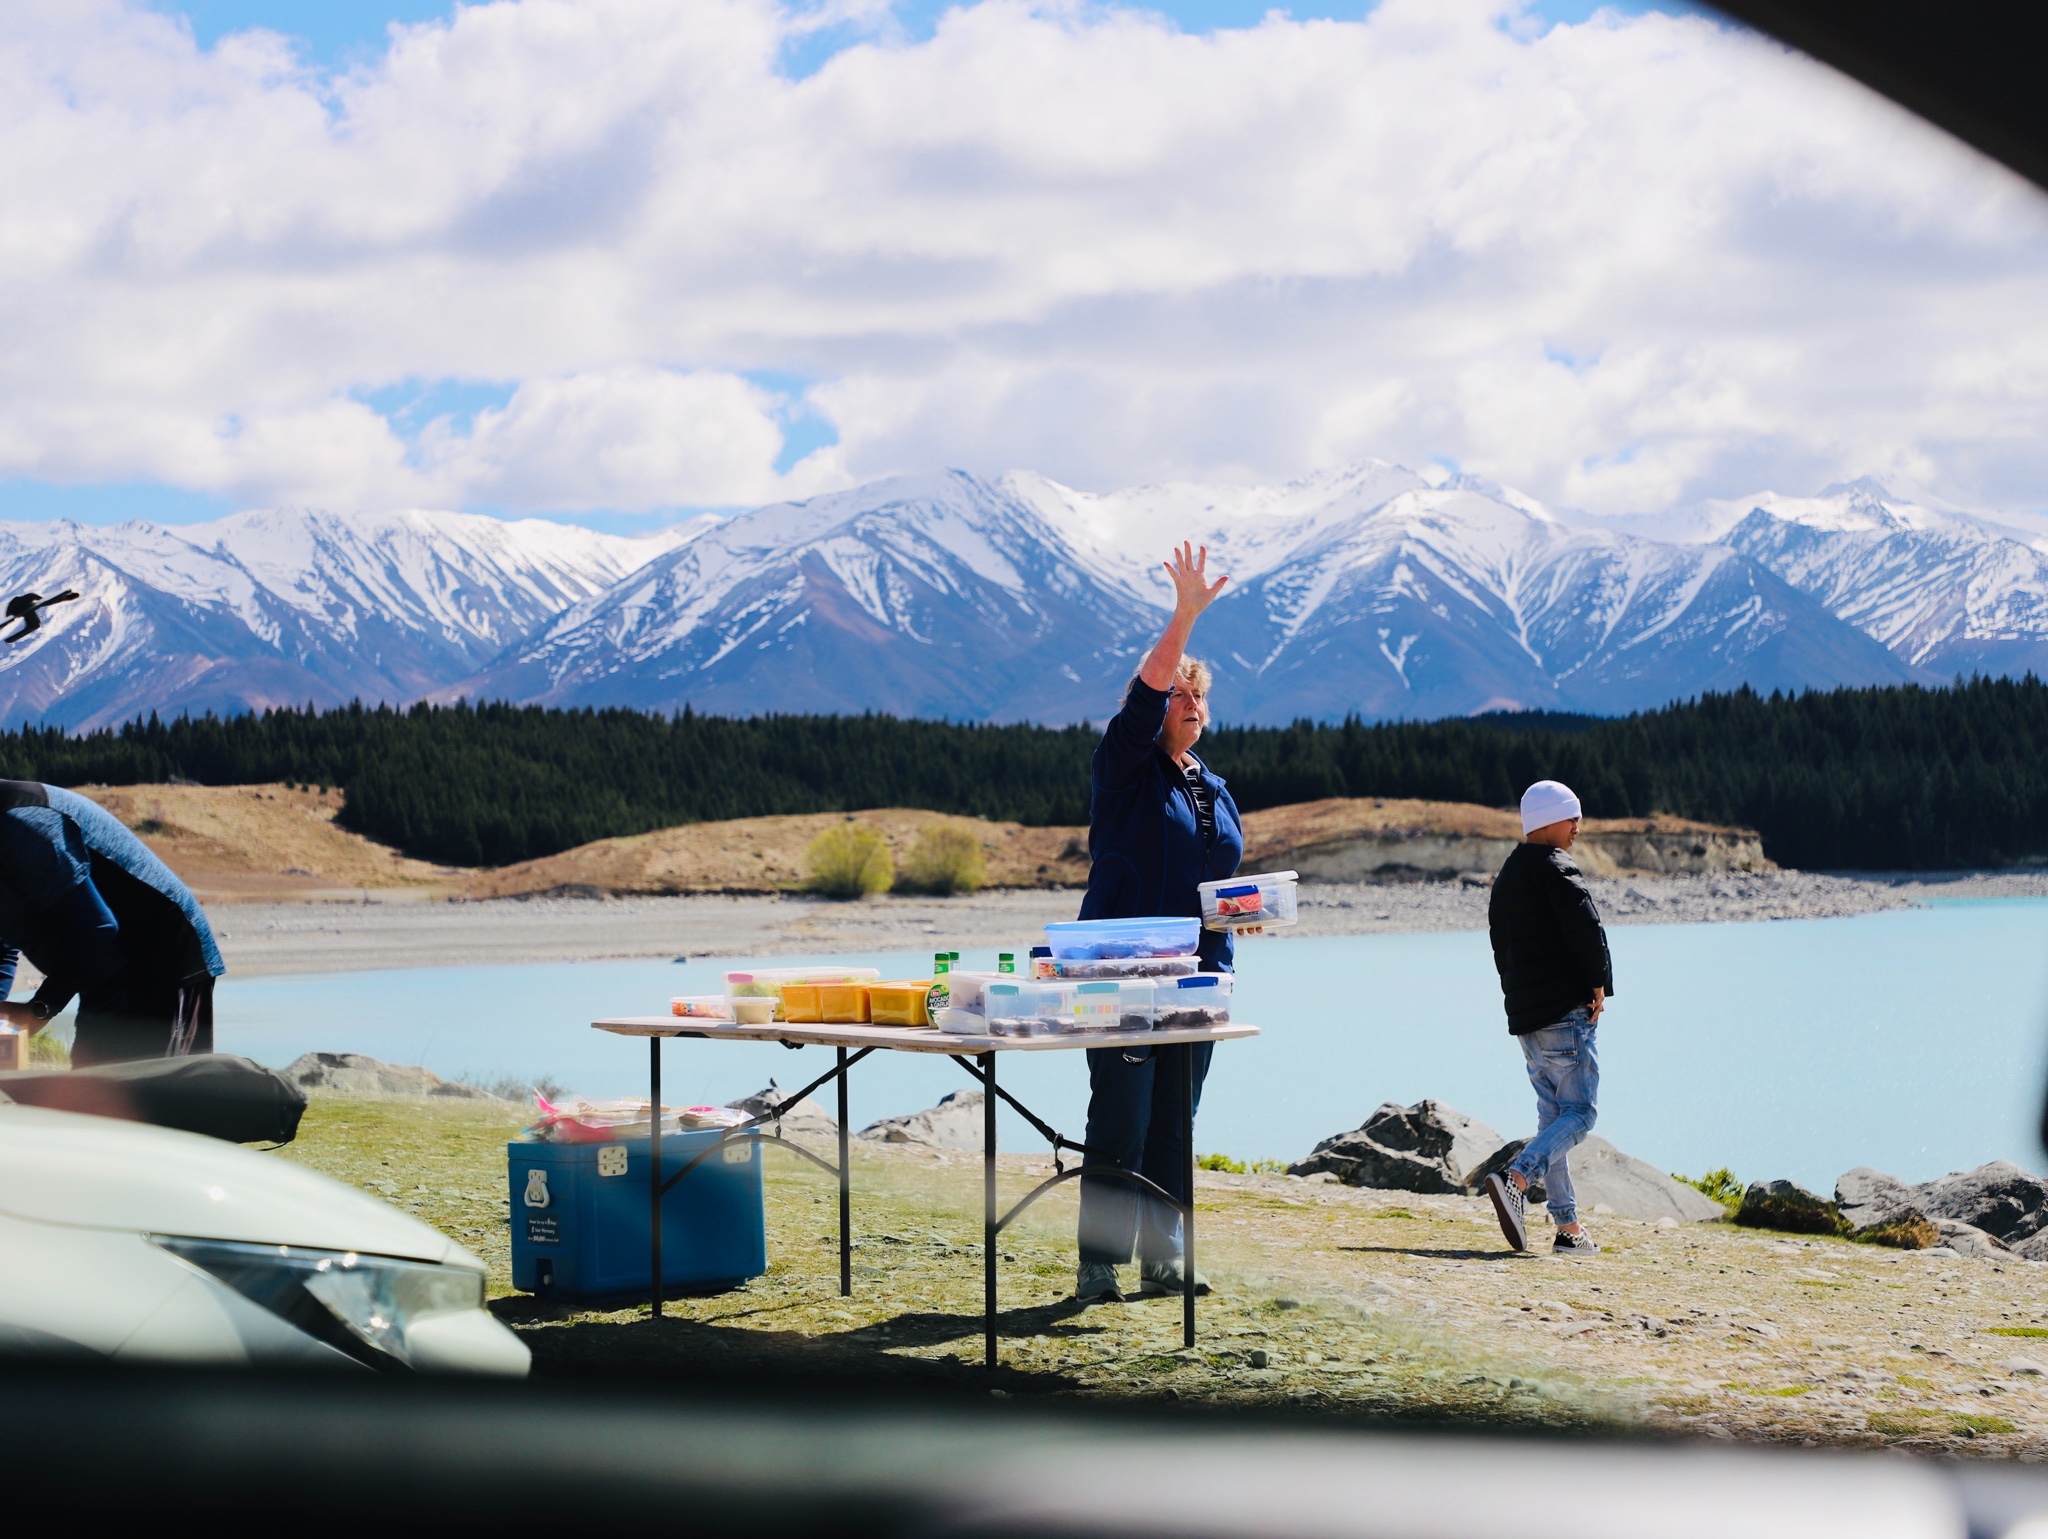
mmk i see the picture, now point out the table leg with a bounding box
[837,1046,851,1298]
[1183,1043,1195,1350]
[983,1049,997,1370]
[650,1035,663,1322]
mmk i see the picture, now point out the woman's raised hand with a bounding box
[1165,542,1228,617]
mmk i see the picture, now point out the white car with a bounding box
[0,1102,529,1375]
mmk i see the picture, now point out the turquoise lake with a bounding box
[210,900,2048,1194]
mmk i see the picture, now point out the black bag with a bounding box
[0,1053,307,1145]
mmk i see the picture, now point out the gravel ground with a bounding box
[278,1094,2048,1453]
[208,869,2048,976]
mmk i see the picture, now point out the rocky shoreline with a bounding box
[205,867,2048,976]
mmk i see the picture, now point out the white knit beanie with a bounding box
[1520,779,1582,836]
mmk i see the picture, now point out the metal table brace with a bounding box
[642,1036,1198,1368]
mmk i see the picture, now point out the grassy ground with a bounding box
[274,1094,2048,1453]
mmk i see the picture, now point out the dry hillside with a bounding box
[69,785,1767,903]
[77,784,460,903]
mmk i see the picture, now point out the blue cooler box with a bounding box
[509,1131,766,1301]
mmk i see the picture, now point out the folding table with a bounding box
[592,1014,1260,1367]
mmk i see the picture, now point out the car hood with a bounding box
[0,1105,475,1265]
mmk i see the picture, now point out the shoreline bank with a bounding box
[207,868,2048,977]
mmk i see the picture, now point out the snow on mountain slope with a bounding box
[1592,478,2048,680]
[453,469,1925,724]
[0,510,695,729]
[450,472,1162,721]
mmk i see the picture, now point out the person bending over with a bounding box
[0,781,225,1066]
[1481,779,1613,1258]
[1073,542,1242,1304]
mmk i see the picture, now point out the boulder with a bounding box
[727,1081,838,1142]
[1288,1100,1505,1194]
[283,1051,501,1100]
[859,1089,983,1151]
[1735,1179,1840,1235]
[1914,1161,2048,1245]
[1835,1167,1927,1234]
[1468,1136,1724,1223]
[1935,1220,2016,1261]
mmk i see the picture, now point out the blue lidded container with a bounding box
[1043,916,1202,960]
[509,1129,765,1302]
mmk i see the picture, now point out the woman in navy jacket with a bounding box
[1075,542,1243,1303]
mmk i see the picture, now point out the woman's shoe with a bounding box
[1138,1258,1212,1296]
[1075,1261,1126,1302]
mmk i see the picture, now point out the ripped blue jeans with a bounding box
[1508,1008,1599,1228]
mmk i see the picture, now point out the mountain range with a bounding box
[1,467,2044,730]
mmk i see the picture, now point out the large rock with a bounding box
[1289,1100,1504,1194]
[1915,1161,2048,1245]
[1835,1167,1927,1234]
[1736,1179,1840,1235]
[1469,1136,1725,1223]
[859,1090,983,1151]
[1935,1220,2017,1260]
[727,1081,838,1142]
[283,1052,501,1100]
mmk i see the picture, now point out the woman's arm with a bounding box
[1138,542,1228,692]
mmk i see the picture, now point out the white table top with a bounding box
[592,1016,1260,1055]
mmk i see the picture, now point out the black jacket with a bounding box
[1487,841,1614,1034]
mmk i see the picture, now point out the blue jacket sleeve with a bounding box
[27,880,126,1018]
[0,946,16,1000]
[1095,678,1171,790]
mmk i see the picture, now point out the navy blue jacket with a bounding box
[0,783,224,1017]
[1078,678,1244,972]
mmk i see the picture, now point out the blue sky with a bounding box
[160,0,1720,70]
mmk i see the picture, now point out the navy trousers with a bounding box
[1076,1040,1213,1266]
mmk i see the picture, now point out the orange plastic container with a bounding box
[867,980,936,1028]
[781,983,826,1023]
[819,983,872,1023]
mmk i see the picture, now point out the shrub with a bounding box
[896,822,987,896]
[805,823,893,899]
[27,1030,68,1069]
[1856,1216,1940,1250]
[1199,1153,1287,1174]
[1734,1179,1848,1236]
[1675,1166,1745,1212]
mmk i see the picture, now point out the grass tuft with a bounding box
[1673,1166,1745,1211]
[1198,1153,1288,1174]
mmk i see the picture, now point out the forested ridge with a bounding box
[0,678,2041,871]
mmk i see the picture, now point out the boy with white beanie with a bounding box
[1481,780,1614,1257]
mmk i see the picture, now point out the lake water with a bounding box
[210,900,2048,1194]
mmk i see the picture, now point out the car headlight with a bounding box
[150,1236,485,1371]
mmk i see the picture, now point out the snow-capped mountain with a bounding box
[4,464,2038,732]
[453,467,1923,724]
[0,509,698,730]
[1606,479,2048,681]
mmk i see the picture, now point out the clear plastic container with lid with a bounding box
[1197,871,1299,932]
[1154,972,1232,1027]
[983,980,1069,1037]
[1062,978,1155,1033]
[1043,916,1201,960]
[1046,955,1200,981]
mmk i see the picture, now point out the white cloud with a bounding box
[0,0,2044,517]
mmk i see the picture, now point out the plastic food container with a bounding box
[1155,972,1232,1027]
[1197,871,1299,931]
[925,971,1006,1019]
[1063,979,1155,1033]
[724,966,881,1021]
[1047,955,1200,981]
[819,982,872,1023]
[984,980,1069,1037]
[670,995,732,1019]
[731,997,776,1025]
[868,980,936,1028]
[1044,916,1201,960]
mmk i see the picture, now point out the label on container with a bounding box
[927,980,952,1018]
[524,1214,561,1246]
